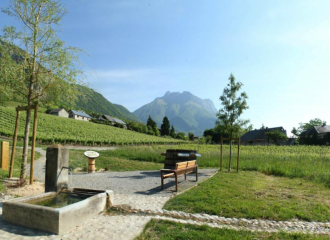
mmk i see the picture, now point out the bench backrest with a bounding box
[175,160,197,173]
[175,162,189,170]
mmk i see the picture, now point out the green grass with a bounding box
[98,144,330,188]
[69,149,163,172]
[136,219,327,240]
[164,171,330,222]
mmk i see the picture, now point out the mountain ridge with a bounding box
[133,91,217,136]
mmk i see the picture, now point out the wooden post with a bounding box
[220,137,223,171]
[237,137,240,172]
[88,158,96,173]
[9,109,20,178]
[30,102,38,185]
[1,141,9,170]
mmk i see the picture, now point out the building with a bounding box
[68,110,92,121]
[240,127,288,145]
[101,115,127,129]
[299,125,330,145]
[49,108,69,118]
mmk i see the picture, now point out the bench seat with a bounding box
[160,160,198,192]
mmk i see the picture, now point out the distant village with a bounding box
[240,125,330,146]
[49,108,127,129]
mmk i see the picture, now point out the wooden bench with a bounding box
[160,160,198,192]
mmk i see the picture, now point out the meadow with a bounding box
[82,144,330,187]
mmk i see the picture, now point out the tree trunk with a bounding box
[228,140,232,172]
[20,108,31,182]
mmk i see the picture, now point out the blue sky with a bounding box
[1,0,330,135]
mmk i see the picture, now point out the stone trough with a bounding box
[2,188,114,234]
[2,145,114,235]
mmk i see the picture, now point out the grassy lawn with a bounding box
[136,219,327,240]
[95,144,330,189]
[164,171,330,222]
[69,149,163,172]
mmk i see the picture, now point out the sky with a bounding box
[1,0,330,136]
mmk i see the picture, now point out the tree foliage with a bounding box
[1,0,84,180]
[170,125,175,138]
[160,116,170,136]
[292,118,327,136]
[217,74,250,138]
[146,115,159,136]
[265,130,288,145]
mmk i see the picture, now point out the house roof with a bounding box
[304,125,330,135]
[69,110,92,118]
[49,108,67,113]
[102,115,126,125]
[241,127,287,141]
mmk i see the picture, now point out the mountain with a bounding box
[68,85,142,122]
[133,91,218,136]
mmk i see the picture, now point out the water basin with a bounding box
[27,191,87,208]
[2,188,114,234]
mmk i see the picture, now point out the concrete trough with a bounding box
[2,188,114,235]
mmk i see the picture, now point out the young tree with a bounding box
[160,116,170,136]
[265,130,288,145]
[146,115,159,136]
[188,132,195,141]
[1,0,83,182]
[217,73,249,171]
[170,125,176,138]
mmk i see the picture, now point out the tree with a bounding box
[1,0,83,182]
[170,125,176,138]
[160,116,170,136]
[217,74,249,171]
[265,130,288,145]
[188,132,195,141]
[292,118,327,136]
[146,115,159,136]
[176,132,186,140]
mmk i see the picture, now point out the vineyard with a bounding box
[0,106,185,145]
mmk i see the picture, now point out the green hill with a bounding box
[0,40,140,123]
[134,91,218,136]
[72,85,141,122]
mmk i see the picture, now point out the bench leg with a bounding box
[175,172,178,192]
[161,176,164,190]
[196,167,198,182]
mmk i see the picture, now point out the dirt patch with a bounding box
[6,181,45,197]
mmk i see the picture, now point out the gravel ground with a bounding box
[69,169,217,196]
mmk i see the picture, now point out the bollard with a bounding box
[1,141,9,170]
